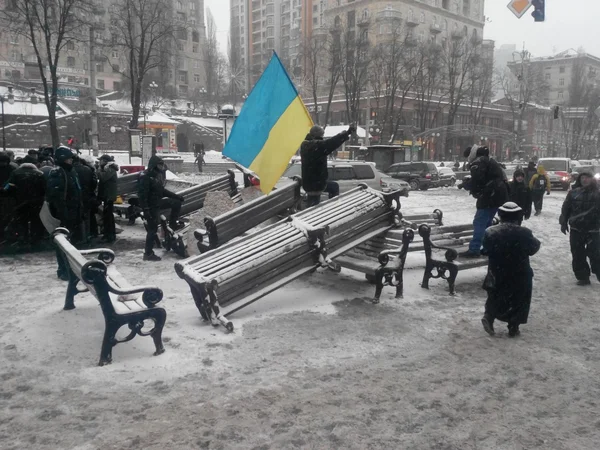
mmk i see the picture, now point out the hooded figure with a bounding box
[46,146,82,279]
[4,163,46,245]
[509,168,532,220]
[97,154,119,242]
[463,146,509,257]
[481,202,541,337]
[524,161,537,185]
[529,165,551,215]
[300,125,355,207]
[138,155,185,261]
[559,171,600,285]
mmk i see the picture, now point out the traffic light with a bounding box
[531,0,545,22]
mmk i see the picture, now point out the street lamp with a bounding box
[1,87,15,152]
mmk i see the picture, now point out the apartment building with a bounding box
[0,1,207,98]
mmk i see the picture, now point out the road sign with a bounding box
[507,0,533,18]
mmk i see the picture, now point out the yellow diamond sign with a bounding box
[507,0,532,18]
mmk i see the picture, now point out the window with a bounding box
[190,1,195,10]
[177,41,184,51]
[177,0,183,10]
[353,164,374,179]
[193,44,199,53]
[112,50,119,58]
[194,60,200,69]
[112,64,120,73]
[67,76,76,83]
[179,71,188,83]
[97,79,105,89]
[192,31,200,42]
[194,73,201,83]
[559,78,565,86]
[113,81,121,91]
[10,34,18,44]
[67,56,75,67]
[347,10,355,27]
[10,49,19,60]
[67,41,74,50]
[558,91,564,100]
[333,167,355,181]
[559,66,565,73]
[545,73,551,80]
[83,62,88,70]
[267,16,273,25]
[96,63,104,73]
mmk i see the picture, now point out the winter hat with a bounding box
[0,152,9,163]
[99,154,114,162]
[82,155,96,166]
[54,146,74,164]
[23,155,38,165]
[476,146,490,157]
[498,202,523,222]
[309,125,325,139]
[513,168,525,179]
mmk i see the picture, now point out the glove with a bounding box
[176,195,185,203]
[347,125,356,136]
[561,223,569,235]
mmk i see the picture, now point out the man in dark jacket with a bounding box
[464,146,509,257]
[509,168,532,220]
[300,125,355,207]
[97,154,119,243]
[138,155,185,261]
[0,152,17,240]
[73,155,98,243]
[47,146,82,279]
[40,157,55,179]
[3,162,46,247]
[481,202,541,337]
[524,161,537,186]
[559,171,600,285]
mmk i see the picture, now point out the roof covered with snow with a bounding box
[324,125,370,139]
[175,116,225,129]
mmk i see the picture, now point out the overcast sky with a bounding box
[205,0,600,58]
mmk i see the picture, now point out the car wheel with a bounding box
[409,180,419,191]
[450,177,456,187]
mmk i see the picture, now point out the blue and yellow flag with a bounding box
[223,52,313,194]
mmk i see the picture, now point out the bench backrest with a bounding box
[173,170,238,217]
[116,172,140,197]
[202,179,302,249]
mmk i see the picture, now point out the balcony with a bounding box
[357,16,370,28]
[451,29,466,40]
[376,9,402,22]
[405,36,418,47]
[430,23,442,34]
[406,17,419,27]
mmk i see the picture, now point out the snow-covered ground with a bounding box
[2,186,600,449]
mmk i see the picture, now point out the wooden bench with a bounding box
[175,185,403,331]
[194,178,302,252]
[53,228,167,366]
[334,209,443,302]
[116,172,140,197]
[419,223,489,295]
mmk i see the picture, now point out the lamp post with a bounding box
[142,108,148,135]
[1,87,15,152]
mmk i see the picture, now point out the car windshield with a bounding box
[539,160,568,171]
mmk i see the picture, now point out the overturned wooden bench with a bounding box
[175,185,403,332]
[419,223,489,295]
[53,228,166,366]
[194,178,302,252]
[334,209,443,302]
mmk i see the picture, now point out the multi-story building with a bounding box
[508,49,600,106]
[0,1,207,99]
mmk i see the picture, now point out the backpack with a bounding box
[533,175,547,191]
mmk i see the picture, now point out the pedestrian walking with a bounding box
[300,124,354,207]
[46,147,82,280]
[524,161,537,185]
[194,150,205,173]
[509,168,532,220]
[529,165,551,215]
[559,171,600,286]
[138,155,185,261]
[481,202,541,337]
[97,155,119,243]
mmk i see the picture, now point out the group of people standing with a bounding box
[460,145,600,338]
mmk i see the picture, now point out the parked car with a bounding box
[280,161,410,197]
[537,158,573,190]
[384,162,440,191]
[436,167,457,187]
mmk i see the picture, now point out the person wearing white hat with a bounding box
[480,202,541,337]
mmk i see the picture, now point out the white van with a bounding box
[537,158,572,190]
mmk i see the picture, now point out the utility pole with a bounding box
[364,86,371,147]
[89,27,99,157]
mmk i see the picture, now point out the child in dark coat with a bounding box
[481,202,541,337]
[509,169,532,220]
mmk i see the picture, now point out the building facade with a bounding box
[0,0,207,98]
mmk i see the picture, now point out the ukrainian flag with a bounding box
[223,52,313,194]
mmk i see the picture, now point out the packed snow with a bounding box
[1,185,600,449]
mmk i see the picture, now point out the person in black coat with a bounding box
[463,146,509,257]
[138,155,185,261]
[3,162,46,246]
[97,154,119,243]
[559,171,600,285]
[0,152,17,241]
[47,146,82,279]
[523,161,537,186]
[73,155,98,243]
[509,168,532,220]
[300,124,355,207]
[481,202,541,337]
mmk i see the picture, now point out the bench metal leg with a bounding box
[395,267,404,299]
[149,309,167,357]
[190,284,210,321]
[421,262,433,289]
[64,271,79,310]
[447,266,458,296]
[207,284,234,332]
[99,319,119,366]
[373,270,384,304]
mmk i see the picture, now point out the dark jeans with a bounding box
[90,204,98,237]
[144,198,182,255]
[102,200,116,239]
[570,230,600,281]
[532,190,545,212]
[306,181,340,208]
[469,208,498,254]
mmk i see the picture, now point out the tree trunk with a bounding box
[49,72,60,148]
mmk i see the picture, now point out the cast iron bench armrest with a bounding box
[105,280,164,308]
[79,248,116,264]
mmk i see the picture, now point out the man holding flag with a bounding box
[301,124,355,207]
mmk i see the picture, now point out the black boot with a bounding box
[508,324,521,337]
[481,315,495,336]
[143,252,162,262]
[577,278,591,286]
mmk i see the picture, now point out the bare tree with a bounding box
[466,56,495,128]
[301,30,328,123]
[204,9,219,105]
[227,35,245,105]
[413,41,446,133]
[322,27,343,126]
[109,0,183,129]
[340,25,372,127]
[0,0,93,147]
